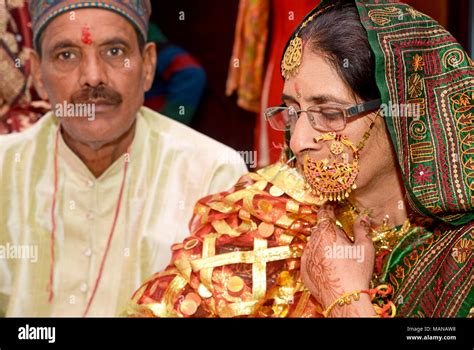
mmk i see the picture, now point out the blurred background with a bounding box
[1,0,473,169]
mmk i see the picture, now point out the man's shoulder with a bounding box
[140,107,242,158]
[0,113,54,156]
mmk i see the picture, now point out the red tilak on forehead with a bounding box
[82,25,92,45]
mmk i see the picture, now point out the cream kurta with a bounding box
[0,107,247,317]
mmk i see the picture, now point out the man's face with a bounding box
[32,9,156,147]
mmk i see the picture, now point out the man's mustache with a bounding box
[70,85,122,105]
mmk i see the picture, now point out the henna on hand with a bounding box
[301,205,375,317]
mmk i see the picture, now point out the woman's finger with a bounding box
[316,203,336,222]
[353,214,373,247]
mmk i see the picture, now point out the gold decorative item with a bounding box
[302,111,378,202]
[303,132,360,202]
[281,4,336,80]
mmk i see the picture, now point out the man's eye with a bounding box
[107,48,124,56]
[58,51,75,60]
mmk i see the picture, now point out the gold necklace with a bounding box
[334,201,411,254]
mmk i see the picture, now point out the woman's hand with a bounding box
[301,204,376,317]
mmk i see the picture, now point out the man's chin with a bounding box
[61,118,128,147]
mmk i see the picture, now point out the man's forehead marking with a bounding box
[82,25,92,45]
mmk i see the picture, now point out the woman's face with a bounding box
[283,49,395,193]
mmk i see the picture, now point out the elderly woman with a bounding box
[127,0,472,318]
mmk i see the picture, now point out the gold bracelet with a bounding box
[321,285,397,318]
[322,290,361,318]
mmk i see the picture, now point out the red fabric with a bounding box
[1,1,49,134]
[255,0,319,167]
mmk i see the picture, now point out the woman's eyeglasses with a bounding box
[264,99,381,132]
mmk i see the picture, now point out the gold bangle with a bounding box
[322,290,361,318]
[322,284,397,318]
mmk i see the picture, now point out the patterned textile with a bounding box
[355,0,473,226]
[0,0,49,134]
[225,0,269,113]
[126,162,471,317]
[351,1,474,314]
[383,220,473,317]
[28,0,152,49]
[126,163,325,317]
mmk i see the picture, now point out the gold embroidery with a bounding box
[257,162,323,206]
[208,201,239,214]
[368,6,403,26]
[409,141,434,163]
[407,98,426,117]
[412,184,440,207]
[451,238,472,264]
[442,48,466,69]
[412,54,424,72]
[409,120,427,141]
[408,73,423,98]
[293,290,311,317]
[145,302,180,317]
[174,257,193,281]
[286,200,300,214]
[406,7,425,19]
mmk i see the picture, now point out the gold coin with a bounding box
[184,238,199,250]
[258,222,275,238]
[269,185,284,197]
[186,292,202,306]
[257,199,273,213]
[180,299,198,316]
[227,276,244,293]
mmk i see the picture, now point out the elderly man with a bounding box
[0,0,247,317]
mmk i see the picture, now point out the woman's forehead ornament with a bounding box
[281,4,336,80]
